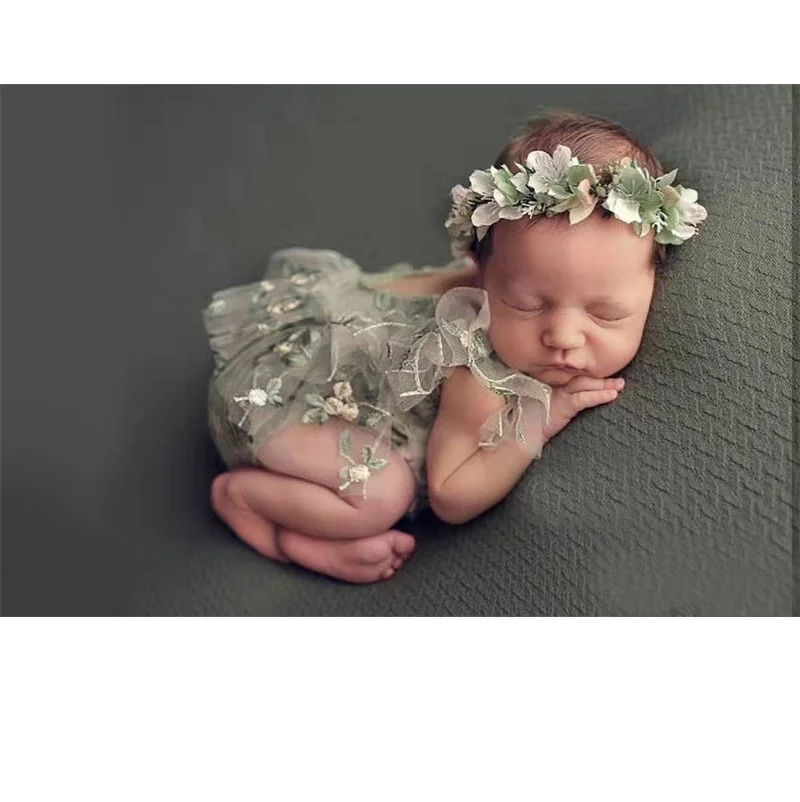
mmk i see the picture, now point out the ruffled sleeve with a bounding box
[386,286,551,452]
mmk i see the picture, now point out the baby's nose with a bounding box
[542,312,585,350]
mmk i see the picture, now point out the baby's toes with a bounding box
[388,532,415,570]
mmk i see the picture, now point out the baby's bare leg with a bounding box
[210,421,417,582]
[211,468,416,582]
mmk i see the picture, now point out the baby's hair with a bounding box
[471,110,668,271]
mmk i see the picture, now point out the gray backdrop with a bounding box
[1,85,795,615]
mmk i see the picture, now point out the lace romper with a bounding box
[203,248,551,516]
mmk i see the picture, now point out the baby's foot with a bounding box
[211,471,288,563]
[278,529,416,583]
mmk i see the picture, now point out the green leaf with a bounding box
[665,206,680,230]
[362,445,374,464]
[566,164,593,187]
[494,171,521,203]
[618,165,649,196]
[655,229,683,245]
[305,393,326,408]
[639,190,663,214]
[340,429,352,456]
[364,413,383,428]
[548,185,573,201]
[549,198,574,214]
[656,168,678,188]
[368,458,388,472]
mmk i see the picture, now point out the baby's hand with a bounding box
[542,376,625,443]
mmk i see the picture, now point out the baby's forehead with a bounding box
[492,257,639,304]
[493,215,654,274]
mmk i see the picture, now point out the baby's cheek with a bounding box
[490,320,532,363]
[594,326,645,373]
[487,318,511,352]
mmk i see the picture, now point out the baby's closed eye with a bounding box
[586,304,631,321]
[502,297,544,314]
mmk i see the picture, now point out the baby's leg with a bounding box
[211,421,417,582]
[211,468,416,582]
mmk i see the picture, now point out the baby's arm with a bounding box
[374,264,478,297]
[426,367,545,524]
[426,369,624,525]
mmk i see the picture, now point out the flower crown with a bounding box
[445,145,707,257]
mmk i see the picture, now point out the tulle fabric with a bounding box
[203,248,551,515]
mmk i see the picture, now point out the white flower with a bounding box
[340,403,359,422]
[656,169,678,191]
[498,205,525,220]
[569,178,598,224]
[267,297,302,315]
[332,381,354,401]
[446,184,479,244]
[251,281,276,303]
[348,464,371,483]
[673,187,708,235]
[209,299,226,315]
[450,184,472,210]
[274,340,294,356]
[289,273,312,286]
[525,145,575,194]
[603,189,642,224]
[471,201,502,227]
[233,378,282,411]
[656,184,708,243]
[245,388,267,406]
[469,169,495,197]
[323,397,346,417]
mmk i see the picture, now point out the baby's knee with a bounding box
[210,473,231,511]
[210,473,244,523]
[211,469,255,514]
[343,457,416,530]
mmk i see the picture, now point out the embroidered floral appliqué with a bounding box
[251,280,276,304]
[272,328,322,366]
[302,380,359,424]
[267,297,303,316]
[233,378,283,426]
[337,430,388,497]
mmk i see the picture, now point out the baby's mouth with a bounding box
[542,363,580,372]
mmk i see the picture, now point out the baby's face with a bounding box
[480,214,656,387]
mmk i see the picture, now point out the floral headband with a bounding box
[445,145,707,257]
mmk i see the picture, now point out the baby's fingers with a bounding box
[570,388,620,413]
[565,376,625,393]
